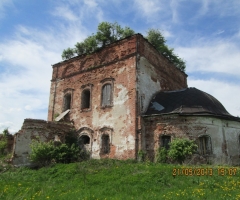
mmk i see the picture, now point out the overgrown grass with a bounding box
[0,159,240,200]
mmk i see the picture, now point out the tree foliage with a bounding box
[168,138,197,164]
[29,140,55,166]
[62,22,135,60]
[0,138,7,156]
[61,21,186,72]
[29,133,90,167]
[155,147,168,163]
[61,48,75,60]
[96,22,113,47]
[0,128,9,156]
[146,29,186,71]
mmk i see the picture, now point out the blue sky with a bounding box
[0,0,240,133]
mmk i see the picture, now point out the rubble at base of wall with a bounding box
[11,118,75,166]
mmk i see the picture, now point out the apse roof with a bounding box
[144,87,234,118]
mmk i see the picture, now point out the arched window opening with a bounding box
[101,134,110,154]
[79,135,90,152]
[101,84,112,107]
[81,89,90,109]
[198,135,212,155]
[160,135,171,150]
[63,93,71,111]
[79,135,90,145]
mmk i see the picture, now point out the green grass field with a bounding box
[0,159,240,200]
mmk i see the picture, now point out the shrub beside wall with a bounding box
[155,138,197,164]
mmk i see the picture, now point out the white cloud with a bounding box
[52,0,104,24]
[133,0,163,21]
[0,0,14,20]
[170,0,179,23]
[188,78,240,117]
[24,105,32,111]
[0,121,15,133]
[0,24,89,135]
[52,6,78,21]
[1,1,116,135]
[176,39,240,76]
[83,0,98,8]
[0,0,106,134]
[195,0,240,18]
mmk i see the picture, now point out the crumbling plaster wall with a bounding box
[12,119,74,166]
[142,115,240,165]
[136,36,187,114]
[48,36,138,159]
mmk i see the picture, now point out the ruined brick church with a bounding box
[12,34,240,166]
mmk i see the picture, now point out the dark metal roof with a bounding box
[145,87,232,117]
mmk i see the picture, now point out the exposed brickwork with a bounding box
[142,115,240,165]
[137,35,187,91]
[47,34,187,160]
[11,34,240,166]
[51,36,137,81]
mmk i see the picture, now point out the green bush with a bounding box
[168,138,197,164]
[29,139,87,167]
[137,150,146,162]
[0,128,9,156]
[0,138,7,156]
[155,147,168,163]
[29,140,55,166]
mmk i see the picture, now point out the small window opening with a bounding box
[79,135,90,145]
[102,84,112,107]
[101,134,110,154]
[198,135,212,155]
[79,135,90,150]
[161,135,171,150]
[63,94,71,111]
[81,89,90,109]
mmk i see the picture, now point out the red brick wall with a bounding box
[48,36,139,159]
[138,35,187,91]
[47,34,188,160]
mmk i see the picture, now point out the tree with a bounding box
[168,138,197,164]
[122,27,135,38]
[62,48,75,60]
[95,22,134,46]
[61,22,186,72]
[75,35,98,55]
[96,22,113,46]
[111,22,124,41]
[62,22,135,60]
[75,42,85,55]
[146,29,186,72]
[146,29,166,51]
[84,34,98,53]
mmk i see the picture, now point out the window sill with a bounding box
[80,108,91,112]
[101,105,113,109]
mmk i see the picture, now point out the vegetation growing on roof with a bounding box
[61,21,186,72]
[146,29,186,72]
[61,22,134,60]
